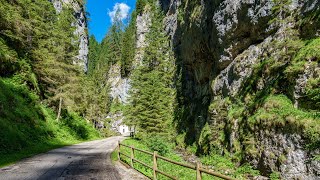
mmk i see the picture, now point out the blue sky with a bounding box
[86,0,137,42]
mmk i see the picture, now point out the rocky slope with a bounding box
[158,0,320,179]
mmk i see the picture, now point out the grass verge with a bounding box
[117,138,257,180]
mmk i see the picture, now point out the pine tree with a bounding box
[32,4,82,119]
[125,5,176,135]
[121,10,137,77]
[87,35,100,75]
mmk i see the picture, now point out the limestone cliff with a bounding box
[158,0,320,178]
[107,9,151,104]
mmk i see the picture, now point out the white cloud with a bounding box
[108,3,130,23]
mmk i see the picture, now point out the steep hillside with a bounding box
[0,0,101,166]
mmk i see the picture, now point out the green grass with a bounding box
[119,138,197,179]
[199,153,259,179]
[0,78,101,167]
[117,138,258,180]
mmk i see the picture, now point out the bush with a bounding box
[63,111,100,140]
[146,135,169,155]
[235,163,260,177]
[270,171,280,180]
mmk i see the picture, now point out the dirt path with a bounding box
[0,136,147,180]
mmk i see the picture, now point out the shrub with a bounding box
[146,135,169,155]
[270,171,280,180]
[63,112,100,140]
[235,163,260,177]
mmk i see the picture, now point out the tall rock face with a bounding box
[50,0,89,72]
[135,11,152,67]
[107,63,131,104]
[107,9,152,104]
[159,0,320,178]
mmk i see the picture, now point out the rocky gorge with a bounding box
[105,0,320,178]
[60,0,320,178]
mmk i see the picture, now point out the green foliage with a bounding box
[109,101,126,114]
[198,123,212,154]
[119,138,197,179]
[0,0,89,116]
[121,10,137,77]
[175,133,186,149]
[118,138,259,179]
[248,95,320,149]
[285,38,320,83]
[294,38,320,62]
[235,163,260,177]
[0,0,110,167]
[125,5,176,136]
[136,0,148,15]
[0,78,100,167]
[87,35,100,75]
[306,77,320,108]
[146,135,170,155]
[186,143,197,155]
[270,171,281,180]
[201,153,259,179]
[285,38,320,109]
[79,75,111,123]
[63,112,100,140]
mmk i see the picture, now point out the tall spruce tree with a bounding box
[121,10,137,77]
[88,35,100,75]
[125,4,176,135]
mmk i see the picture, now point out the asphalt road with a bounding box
[0,136,142,180]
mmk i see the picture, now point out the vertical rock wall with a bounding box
[159,0,320,178]
[107,8,152,104]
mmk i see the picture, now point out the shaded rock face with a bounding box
[50,0,88,72]
[135,12,151,67]
[160,0,320,178]
[107,63,131,104]
[162,0,274,144]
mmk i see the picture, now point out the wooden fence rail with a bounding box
[117,141,236,180]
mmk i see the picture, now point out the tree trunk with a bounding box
[56,97,62,121]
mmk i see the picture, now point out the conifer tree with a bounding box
[125,4,176,135]
[88,35,100,75]
[121,10,137,77]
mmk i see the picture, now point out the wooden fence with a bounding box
[117,141,235,180]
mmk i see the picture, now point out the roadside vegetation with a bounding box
[114,138,260,180]
[0,78,101,167]
[0,0,105,167]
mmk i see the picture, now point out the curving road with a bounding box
[0,136,146,180]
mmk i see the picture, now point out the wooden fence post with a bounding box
[196,162,202,180]
[153,151,158,180]
[130,145,134,168]
[118,141,120,161]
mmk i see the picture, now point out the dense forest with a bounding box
[0,0,104,166]
[0,0,319,179]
